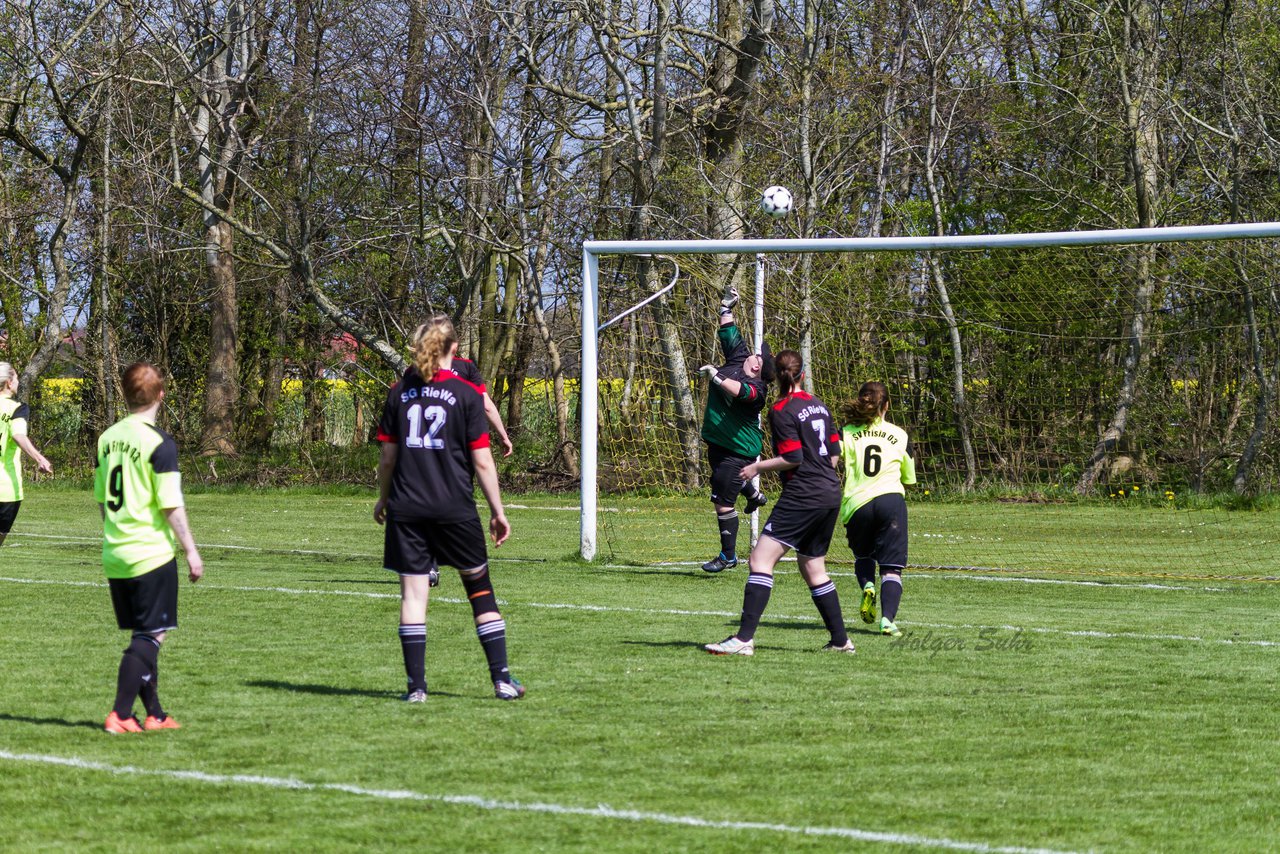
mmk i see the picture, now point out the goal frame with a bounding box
[578,222,1280,561]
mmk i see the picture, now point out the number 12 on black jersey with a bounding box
[405,404,447,449]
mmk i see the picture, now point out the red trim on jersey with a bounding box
[469,434,491,450]
[777,438,802,454]
[432,369,486,396]
[452,358,488,392]
[772,389,814,411]
[376,429,396,442]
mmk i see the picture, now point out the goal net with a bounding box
[579,225,1280,577]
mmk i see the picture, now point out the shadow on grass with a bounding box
[245,679,463,700]
[620,639,716,651]
[0,712,102,731]
[756,620,885,639]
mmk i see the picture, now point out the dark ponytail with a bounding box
[774,349,803,394]
[842,381,889,426]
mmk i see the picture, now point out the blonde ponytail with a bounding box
[0,362,14,393]
[411,313,458,381]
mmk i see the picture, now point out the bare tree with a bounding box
[0,0,110,390]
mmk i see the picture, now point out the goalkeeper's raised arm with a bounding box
[695,284,775,574]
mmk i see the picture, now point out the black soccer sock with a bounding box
[736,572,774,642]
[716,510,739,559]
[398,623,427,692]
[135,635,164,718]
[113,634,159,719]
[881,573,903,621]
[809,580,849,646]
[854,558,877,590]
[740,482,763,503]
[476,618,511,683]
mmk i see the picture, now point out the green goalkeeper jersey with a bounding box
[839,416,917,524]
[700,324,767,459]
[94,414,185,579]
[0,396,31,502]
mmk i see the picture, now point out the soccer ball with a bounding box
[760,185,793,218]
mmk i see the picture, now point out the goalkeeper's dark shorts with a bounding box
[760,503,839,558]
[844,493,909,569]
[0,501,19,534]
[384,513,488,576]
[706,443,757,507]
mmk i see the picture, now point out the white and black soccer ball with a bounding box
[760,185,793,218]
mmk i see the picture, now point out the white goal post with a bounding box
[579,222,1280,561]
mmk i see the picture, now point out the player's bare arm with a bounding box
[162,506,204,582]
[698,364,749,398]
[482,393,514,457]
[373,441,398,524]
[13,434,51,473]
[471,446,509,547]
[740,455,800,481]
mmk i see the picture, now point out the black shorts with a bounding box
[108,559,179,632]
[706,444,756,506]
[845,493,909,569]
[0,501,19,534]
[384,513,488,576]
[760,503,839,558]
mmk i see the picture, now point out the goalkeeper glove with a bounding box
[719,286,739,315]
[699,365,725,385]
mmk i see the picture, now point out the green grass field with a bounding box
[1,488,1278,852]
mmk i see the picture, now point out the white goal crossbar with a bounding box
[578,222,1280,560]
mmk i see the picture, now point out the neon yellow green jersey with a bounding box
[94,414,184,579]
[0,396,31,502]
[839,417,917,525]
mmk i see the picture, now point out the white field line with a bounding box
[0,750,1082,854]
[910,574,1226,592]
[7,532,1230,590]
[622,563,1220,592]
[0,574,1275,648]
[506,503,619,512]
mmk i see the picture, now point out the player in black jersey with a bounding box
[411,313,513,457]
[375,316,524,701]
[696,286,773,573]
[705,350,854,656]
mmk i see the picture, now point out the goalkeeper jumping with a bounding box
[696,284,775,573]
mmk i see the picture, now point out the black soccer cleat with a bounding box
[428,568,440,588]
[701,554,738,573]
[744,493,769,514]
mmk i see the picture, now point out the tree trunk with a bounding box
[200,218,239,455]
[1078,0,1162,494]
[1232,258,1275,493]
[919,11,977,490]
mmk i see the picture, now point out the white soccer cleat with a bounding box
[704,636,754,656]
[494,677,526,700]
